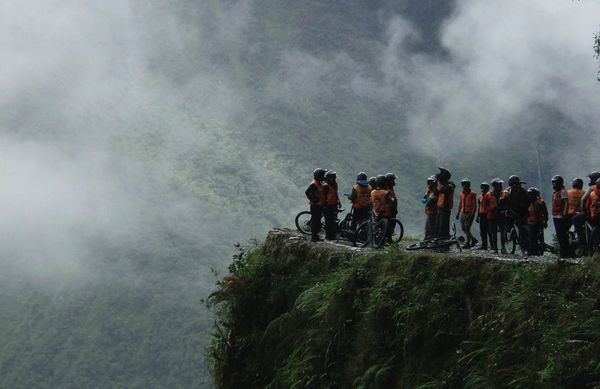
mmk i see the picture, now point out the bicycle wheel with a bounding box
[389,219,404,243]
[372,219,388,248]
[295,211,313,235]
[354,221,370,248]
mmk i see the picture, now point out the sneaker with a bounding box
[501,247,507,254]
[471,238,479,246]
[463,242,471,249]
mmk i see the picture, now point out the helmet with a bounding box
[551,175,564,185]
[437,166,451,180]
[368,177,376,188]
[376,174,387,188]
[587,171,600,186]
[324,170,337,180]
[313,168,327,181]
[508,175,525,186]
[385,173,396,187]
[527,187,540,196]
[491,178,504,186]
[480,182,490,189]
[461,178,471,185]
[356,172,368,186]
[572,177,584,189]
[427,175,437,183]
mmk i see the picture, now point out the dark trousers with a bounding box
[488,219,506,251]
[553,217,570,258]
[436,209,451,238]
[425,214,437,240]
[527,224,542,255]
[572,212,586,245]
[352,207,369,230]
[478,213,489,248]
[323,206,337,240]
[310,205,323,239]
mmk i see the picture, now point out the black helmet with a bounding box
[461,178,471,185]
[491,178,504,186]
[527,187,540,196]
[587,171,600,186]
[368,177,376,188]
[376,174,387,188]
[385,172,396,181]
[551,175,564,185]
[313,168,327,181]
[508,175,525,186]
[480,182,490,189]
[324,170,337,180]
[427,175,437,183]
[572,177,584,189]
[437,166,451,180]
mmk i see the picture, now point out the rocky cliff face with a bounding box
[208,229,600,388]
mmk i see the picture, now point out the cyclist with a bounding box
[526,187,546,256]
[486,178,508,254]
[322,170,341,241]
[423,176,438,240]
[551,175,569,257]
[348,172,372,229]
[568,178,585,217]
[371,175,394,222]
[305,168,327,242]
[434,167,455,238]
[586,177,600,226]
[506,175,530,254]
[456,178,478,248]
[572,171,600,246]
[385,173,399,242]
[368,176,377,191]
[476,182,490,250]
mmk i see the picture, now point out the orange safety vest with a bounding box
[588,189,600,219]
[459,191,477,214]
[485,191,502,220]
[323,183,339,207]
[352,184,372,209]
[308,179,324,206]
[551,189,566,217]
[527,198,543,225]
[567,188,584,215]
[478,193,488,215]
[436,185,454,210]
[371,189,391,217]
[425,189,436,215]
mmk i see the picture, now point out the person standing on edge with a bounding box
[434,167,455,238]
[567,178,585,220]
[305,168,327,242]
[551,175,569,257]
[456,178,478,248]
[526,187,546,256]
[371,175,393,222]
[572,171,600,246]
[348,172,372,229]
[476,182,490,250]
[322,170,341,241]
[423,176,438,240]
[385,173,398,243]
[487,178,508,254]
[506,175,531,254]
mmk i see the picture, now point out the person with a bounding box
[506,175,531,254]
[385,173,399,242]
[434,167,455,238]
[551,175,569,257]
[305,168,327,242]
[456,178,478,248]
[526,187,547,256]
[322,170,341,240]
[572,171,600,246]
[486,178,508,254]
[368,176,377,191]
[476,182,490,250]
[567,178,585,218]
[585,177,600,226]
[348,172,372,229]
[371,175,394,222]
[423,176,438,240]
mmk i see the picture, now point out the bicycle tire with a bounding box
[373,219,388,248]
[389,219,404,243]
[295,211,313,235]
[354,221,370,248]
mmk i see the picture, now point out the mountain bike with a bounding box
[585,221,600,255]
[295,210,326,235]
[406,224,463,252]
[354,214,388,248]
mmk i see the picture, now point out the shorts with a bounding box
[460,212,475,231]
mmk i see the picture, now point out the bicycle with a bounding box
[406,224,463,252]
[295,210,326,235]
[354,214,389,248]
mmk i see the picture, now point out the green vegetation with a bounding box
[209,230,600,388]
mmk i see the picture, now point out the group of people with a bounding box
[304,166,600,257]
[423,168,600,257]
[304,169,398,242]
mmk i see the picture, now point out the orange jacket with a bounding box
[551,189,567,217]
[567,188,584,215]
[371,189,391,217]
[459,191,477,214]
[306,179,324,206]
[425,189,436,216]
[436,183,455,210]
[478,193,488,215]
[527,198,544,225]
[352,184,372,209]
[322,183,339,207]
[588,188,600,219]
[485,191,507,220]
